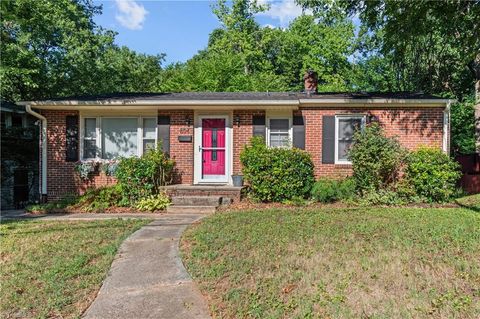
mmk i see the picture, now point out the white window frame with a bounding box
[334,114,366,164]
[266,114,293,148]
[79,116,157,160]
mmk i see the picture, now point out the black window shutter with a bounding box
[292,115,305,150]
[252,115,266,139]
[158,116,170,154]
[65,115,79,162]
[322,116,335,164]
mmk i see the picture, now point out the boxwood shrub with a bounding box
[240,137,314,202]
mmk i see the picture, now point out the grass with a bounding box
[456,193,480,212]
[181,207,480,318]
[0,218,150,318]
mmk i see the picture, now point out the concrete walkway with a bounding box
[81,213,211,319]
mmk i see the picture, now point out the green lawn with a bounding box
[0,219,150,319]
[181,207,480,318]
[456,193,480,212]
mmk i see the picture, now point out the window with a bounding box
[82,116,156,160]
[83,118,97,158]
[335,115,366,164]
[102,118,138,159]
[142,118,157,153]
[268,118,290,148]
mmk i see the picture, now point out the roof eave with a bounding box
[298,98,456,107]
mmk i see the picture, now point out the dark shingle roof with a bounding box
[40,91,444,102]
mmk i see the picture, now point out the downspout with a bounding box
[25,105,47,202]
[443,101,451,154]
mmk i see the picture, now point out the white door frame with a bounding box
[193,112,233,184]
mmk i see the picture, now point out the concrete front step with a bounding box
[166,205,216,214]
[171,196,221,207]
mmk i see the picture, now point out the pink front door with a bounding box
[202,119,226,177]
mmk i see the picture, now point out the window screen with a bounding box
[337,117,363,161]
[143,118,156,154]
[269,119,289,147]
[102,118,138,159]
[83,118,97,158]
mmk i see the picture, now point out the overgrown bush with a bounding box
[135,193,171,212]
[240,137,314,202]
[450,97,476,155]
[311,177,356,203]
[115,146,175,203]
[349,123,406,193]
[77,185,123,212]
[405,147,461,202]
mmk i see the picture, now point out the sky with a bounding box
[93,0,306,65]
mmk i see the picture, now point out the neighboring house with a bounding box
[18,75,453,202]
[1,101,39,209]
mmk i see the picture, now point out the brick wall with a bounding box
[298,107,444,178]
[42,107,444,200]
[41,110,116,201]
[158,110,194,184]
[232,110,265,174]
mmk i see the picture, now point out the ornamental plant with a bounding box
[240,137,314,202]
[348,123,407,193]
[115,146,175,203]
[75,161,98,180]
[135,193,171,212]
[404,146,461,202]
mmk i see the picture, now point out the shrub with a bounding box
[77,185,123,212]
[349,123,406,193]
[115,146,175,203]
[405,147,461,202]
[240,137,315,202]
[26,194,79,213]
[357,189,408,206]
[135,193,171,212]
[311,177,356,203]
[450,97,476,155]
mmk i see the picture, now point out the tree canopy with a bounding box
[0,0,164,102]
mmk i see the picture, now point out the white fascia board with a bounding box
[17,99,299,107]
[299,98,456,107]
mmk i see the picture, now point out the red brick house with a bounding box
[19,87,453,202]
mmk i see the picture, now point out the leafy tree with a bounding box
[0,0,164,102]
[159,0,357,92]
[297,0,480,98]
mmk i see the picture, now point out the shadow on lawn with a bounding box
[456,201,480,213]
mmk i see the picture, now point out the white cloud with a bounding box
[257,0,306,27]
[115,0,148,30]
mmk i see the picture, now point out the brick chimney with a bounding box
[303,69,318,94]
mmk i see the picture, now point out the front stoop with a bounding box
[163,185,243,214]
[167,196,222,214]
